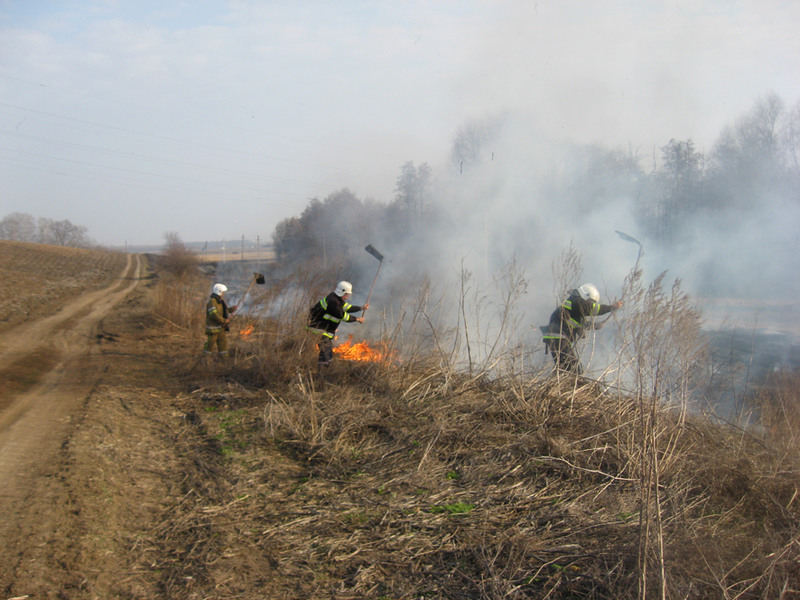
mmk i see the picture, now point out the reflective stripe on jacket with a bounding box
[543,291,610,345]
[307,292,362,338]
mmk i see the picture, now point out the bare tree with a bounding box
[709,92,789,209]
[272,216,305,262]
[160,231,199,277]
[781,98,800,184]
[449,117,499,170]
[654,139,706,242]
[394,161,432,233]
[43,218,91,247]
[0,212,37,242]
[737,92,785,160]
[1,213,93,247]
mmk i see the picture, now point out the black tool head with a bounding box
[365,244,384,261]
[615,230,642,247]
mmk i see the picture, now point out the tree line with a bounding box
[0,212,95,248]
[271,92,799,271]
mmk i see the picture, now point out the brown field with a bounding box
[0,240,798,599]
[201,248,275,263]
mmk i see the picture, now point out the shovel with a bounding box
[236,272,266,309]
[582,230,644,328]
[615,230,644,274]
[363,244,384,318]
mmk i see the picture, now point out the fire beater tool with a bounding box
[615,230,644,274]
[585,231,645,329]
[363,244,384,317]
[237,272,266,309]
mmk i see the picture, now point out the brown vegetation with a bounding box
[1,242,798,599]
[0,239,127,333]
[143,258,800,599]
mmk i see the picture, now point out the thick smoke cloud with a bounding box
[354,103,799,379]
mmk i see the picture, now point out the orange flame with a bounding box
[333,335,396,363]
[239,324,255,337]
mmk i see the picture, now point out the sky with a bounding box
[1,0,799,248]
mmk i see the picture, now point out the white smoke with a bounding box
[354,108,799,380]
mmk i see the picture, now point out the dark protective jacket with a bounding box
[307,292,364,339]
[206,294,227,331]
[543,289,616,345]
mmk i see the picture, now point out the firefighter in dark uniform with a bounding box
[307,281,368,368]
[542,283,622,374]
[204,283,237,355]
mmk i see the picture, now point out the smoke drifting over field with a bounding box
[344,104,800,379]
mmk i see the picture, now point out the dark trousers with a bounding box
[548,338,582,374]
[317,336,333,366]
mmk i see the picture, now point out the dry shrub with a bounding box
[152,272,208,332]
[153,255,800,599]
[246,347,797,598]
[755,368,800,464]
[378,261,531,386]
[158,231,201,277]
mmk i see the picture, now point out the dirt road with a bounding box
[0,247,299,598]
[0,252,143,484]
[0,253,160,596]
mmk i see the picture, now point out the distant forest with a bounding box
[272,92,798,273]
[0,212,95,248]
[4,92,797,268]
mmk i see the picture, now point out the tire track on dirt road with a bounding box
[0,253,145,498]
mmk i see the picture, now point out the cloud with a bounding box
[1,1,799,246]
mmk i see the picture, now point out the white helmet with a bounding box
[578,283,600,303]
[334,281,353,297]
[212,283,228,296]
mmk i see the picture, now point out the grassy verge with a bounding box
[144,265,800,599]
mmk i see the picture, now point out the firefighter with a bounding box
[204,283,238,356]
[307,281,369,368]
[542,283,622,374]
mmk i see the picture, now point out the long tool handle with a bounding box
[238,274,259,307]
[363,260,382,317]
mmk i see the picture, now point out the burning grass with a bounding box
[147,266,800,599]
[333,334,398,364]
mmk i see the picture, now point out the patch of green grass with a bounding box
[211,409,250,457]
[342,510,370,526]
[288,476,310,496]
[616,510,639,522]
[429,501,475,515]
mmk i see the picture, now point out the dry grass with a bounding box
[0,239,127,332]
[145,261,800,600]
